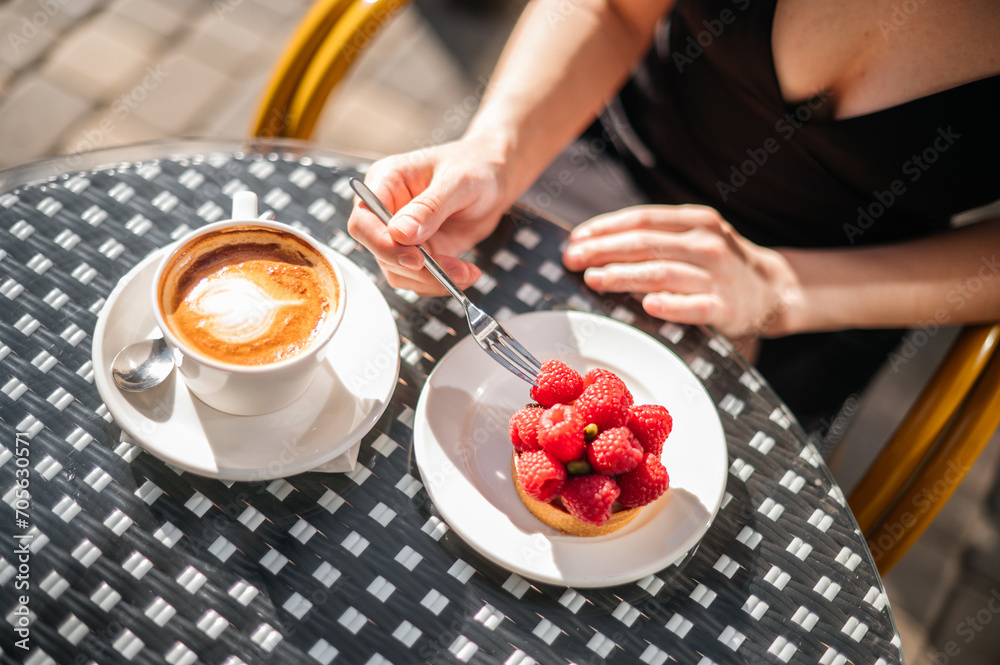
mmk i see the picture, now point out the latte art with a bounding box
[157,226,341,366]
[187,275,302,344]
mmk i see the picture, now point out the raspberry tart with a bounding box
[510,360,672,537]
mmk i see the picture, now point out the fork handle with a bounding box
[350,178,470,304]
[412,247,468,304]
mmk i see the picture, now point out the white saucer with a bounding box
[413,311,728,588]
[92,246,399,481]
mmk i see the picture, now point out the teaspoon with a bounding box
[111,337,174,392]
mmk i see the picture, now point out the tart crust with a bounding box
[511,455,641,537]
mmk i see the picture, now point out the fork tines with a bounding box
[481,321,542,386]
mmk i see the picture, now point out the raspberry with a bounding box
[583,368,634,407]
[618,453,669,508]
[587,427,643,476]
[531,360,584,407]
[509,406,543,452]
[574,381,629,430]
[560,474,620,526]
[627,404,673,458]
[537,404,586,462]
[515,451,567,503]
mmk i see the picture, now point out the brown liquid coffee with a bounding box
[158,225,340,366]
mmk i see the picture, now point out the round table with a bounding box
[0,140,904,665]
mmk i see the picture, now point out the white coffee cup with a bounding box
[151,192,346,416]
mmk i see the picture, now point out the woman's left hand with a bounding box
[561,204,801,341]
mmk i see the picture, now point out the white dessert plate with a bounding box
[92,246,399,481]
[414,310,728,588]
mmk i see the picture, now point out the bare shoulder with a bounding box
[772,0,1000,119]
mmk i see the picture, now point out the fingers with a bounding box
[558,204,783,337]
[580,259,718,327]
[582,261,711,294]
[569,204,724,240]
[376,254,482,296]
[564,229,714,271]
[347,168,426,270]
[347,154,492,272]
[387,171,482,247]
[641,292,723,326]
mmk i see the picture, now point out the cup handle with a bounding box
[232,191,258,220]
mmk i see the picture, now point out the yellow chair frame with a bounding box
[250,0,411,140]
[849,323,1000,573]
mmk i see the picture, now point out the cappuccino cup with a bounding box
[151,192,346,415]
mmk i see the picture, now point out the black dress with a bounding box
[597,0,1000,433]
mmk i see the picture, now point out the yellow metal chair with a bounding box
[849,323,1000,574]
[250,0,411,140]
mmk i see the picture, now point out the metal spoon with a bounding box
[111,337,174,391]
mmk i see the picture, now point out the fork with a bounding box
[350,178,542,385]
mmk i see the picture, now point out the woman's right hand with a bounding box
[347,137,513,295]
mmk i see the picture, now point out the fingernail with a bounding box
[392,217,419,239]
[446,265,469,283]
[570,228,591,240]
[565,246,584,262]
[584,267,605,292]
[399,254,421,270]
[583,268,604,289]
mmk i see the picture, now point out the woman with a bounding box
[347,0,1000,432]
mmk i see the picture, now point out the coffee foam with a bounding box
[184,270,302,344]
[159,226,340,366]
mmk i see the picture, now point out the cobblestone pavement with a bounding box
[1,1,998,664]
[0,0,512,169]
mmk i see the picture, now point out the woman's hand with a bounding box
[347,138,514,295]
[562,204,801,342]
